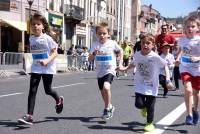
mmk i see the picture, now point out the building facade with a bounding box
[0,0,131,52]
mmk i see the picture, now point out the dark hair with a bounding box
[30,12,50,34]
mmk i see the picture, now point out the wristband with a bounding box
[166,80,171,84]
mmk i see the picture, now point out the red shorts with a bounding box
[181,72,200,90]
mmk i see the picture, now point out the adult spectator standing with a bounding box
[121,40,132,76]
[67,44,75,68]
[133,33,145,53]
[57,44,64,54]
[121,40,132,66]
[155,24,176,54]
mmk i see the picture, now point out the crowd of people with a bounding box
[18,12,200,133]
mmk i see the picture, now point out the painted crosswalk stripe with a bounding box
[144,102,186,134]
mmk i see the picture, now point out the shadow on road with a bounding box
[44,116,106,124]
[0,120,30,130]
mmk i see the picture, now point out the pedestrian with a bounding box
[159,42,175,98]
[176,15,200,125]
[57,44,64,54]
[81,46,89,70]
[116,33,174,132]
[155,24,176,54]
[18,12,64,125]
[133,33,145,53]
[88,22,123,120]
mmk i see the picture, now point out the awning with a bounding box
[0,19,27,31]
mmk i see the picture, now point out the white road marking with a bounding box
[0,83,86,98]
[0,92,24,98]
[144,102,186,134]
[52,82,86,89]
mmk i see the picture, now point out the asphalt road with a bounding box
[0,72,199,134]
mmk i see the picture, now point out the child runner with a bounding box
[18,12,64,125]
[88,22,123,120]
[117,33,174,132]
[81,46,89,70]
[159,42,175,97]
[176,15,200,125]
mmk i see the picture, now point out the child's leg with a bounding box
[102,82,111,108]
[159,75,168,96]
[98,74,114,109]
[193,89,200,111]
[42,74,60,102]
[184,81,193,116]
[135,93,145,109]
[145,96,156,123]
[28,73,41,115]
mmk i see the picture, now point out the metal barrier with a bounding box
[0,52,92,78]
[3,52,26,76]
[0,52,6,77]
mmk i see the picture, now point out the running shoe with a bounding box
[102,106,115,120]
[141,108,147,117]
[144,123,155,132]
[193,110,199,125]
[55,96,64,114]
[18,114,33,125]
[185,115,193,125]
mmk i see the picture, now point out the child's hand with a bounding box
[38,59,48,66]
[166,80,175,90]
[116,65,125,71]
[175,60,180,66]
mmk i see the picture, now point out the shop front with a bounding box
[48,12,64,44]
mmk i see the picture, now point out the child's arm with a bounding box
[164,65,174,90]
[39,47,58,66]
[116,62,135,72]
[88,49,97,61]
[175,47,182,66]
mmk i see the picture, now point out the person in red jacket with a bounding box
[155,24,176,54]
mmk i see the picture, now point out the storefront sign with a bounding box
[49,13,63,27]
[0,0,10,11]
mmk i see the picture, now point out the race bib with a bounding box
[181,55,200,67]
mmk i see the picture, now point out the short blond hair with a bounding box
[184,15,200,27]
[95,22,110,34]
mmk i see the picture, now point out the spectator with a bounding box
[155,24,176,54]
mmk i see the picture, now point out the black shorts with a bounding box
[97,73,114,90]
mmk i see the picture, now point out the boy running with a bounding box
[89,22,123,120]
[117,33,174,132]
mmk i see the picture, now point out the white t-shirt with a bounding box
[160,53,175,77]
[178,36,200,76]
[30,33,57,74]
[81,51,89,62]
[90,40,122,78]
[132,51,167,96]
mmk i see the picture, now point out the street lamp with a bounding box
[27,0,34,36]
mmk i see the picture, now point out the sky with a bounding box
[141,0,200,18]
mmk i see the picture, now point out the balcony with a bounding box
[64,4,84,24]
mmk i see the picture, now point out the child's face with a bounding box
[31,19,44,36]
[96,27,109,44]
[140,40,154,55]
[161,46,170,54]
[184,21,199,38]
